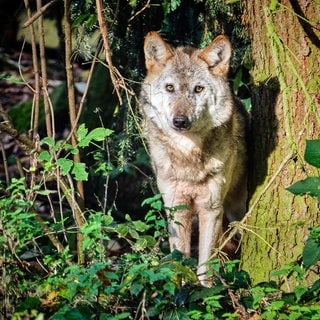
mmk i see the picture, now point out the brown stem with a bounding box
[23,0,59,28]
[33,214,65,253]
[0,122,38,153]
[37,0,53,138]
[64,0,85,265]
[23,0,41,139]
[96,0,123,104]
[0,141,10,186]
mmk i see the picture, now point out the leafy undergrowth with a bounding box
[1,187,320,320]
[1,137,320,320]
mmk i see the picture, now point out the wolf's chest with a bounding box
[151,135,224,182]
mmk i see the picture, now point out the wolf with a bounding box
[139,32,248,286]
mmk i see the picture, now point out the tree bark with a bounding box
[241,0,320,287]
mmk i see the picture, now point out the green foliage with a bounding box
[0,178,42,257]
[2,173,319,319]
[303,226,320,270]
[287,139,320,200]
[163,0,182,15]
[287,140,320,271]
[38,124,113,182]
[2,137,320,319]
[304,140,320,168]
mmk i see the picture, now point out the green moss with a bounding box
[306,75,320,94]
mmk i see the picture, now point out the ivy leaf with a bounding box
[303,237,320,270]
[305,139,320,168]
[286,177,320,201]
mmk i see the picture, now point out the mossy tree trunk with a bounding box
[241,0,320,287]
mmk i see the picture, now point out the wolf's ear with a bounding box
[199,35,231,76]
[144,32,174,71]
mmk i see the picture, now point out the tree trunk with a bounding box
[241,0,320,287]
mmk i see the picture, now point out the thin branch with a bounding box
[33,211,65,253]
[37,0,53,138]
[128,0,151,23]
[0,141,10,186]
[96,0,123,104]
[64,0,85,198]
[0,122,38,153]
[23,0,41,139]
[64,0,86,264]
[23,0,59,27]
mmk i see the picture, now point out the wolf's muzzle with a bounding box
[173,115,191,130]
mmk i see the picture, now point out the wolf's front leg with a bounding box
[157,178,193,257]
[197,206,223,287]
[167,209,192,257]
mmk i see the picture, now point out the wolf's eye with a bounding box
[194,85,204,93]
[166,84,175,93]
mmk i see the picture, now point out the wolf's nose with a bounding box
[173,115,190,130]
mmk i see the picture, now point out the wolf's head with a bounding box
[141,32,234,134]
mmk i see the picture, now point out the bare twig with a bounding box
[64,0,86,265]
[128,0,151,23]
[215,271,249,319]
[0,123,38,153]
[23,0,59,27]
[37,0,53,138]
[33,212,65,253]
[95,0,123,104]
[0,141,10,186]
[23,0,41,138]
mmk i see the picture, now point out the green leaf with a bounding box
[132,220,148,232]
[305,139,320,168]
[71,162,88,181]
[38,150,52,162]
[0,73,26,84]
[78,127,113,147]
[77,124,88,141]
[190,286,225,302]
[286,177,320,201]
[41,137,55,147]
[268,300,285,311]
[134,235,156,250]
[87,127,113,141]
[309,278,320,294]
[57,158,73,175]
[142,194,163,210]
[115,224,130,237]
[129,229,140,239]
[294,285,308,301]
[303,237,320,269]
